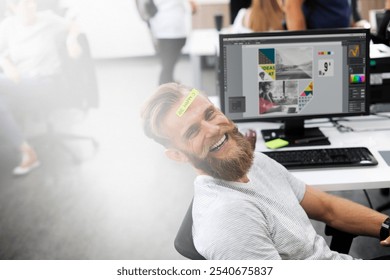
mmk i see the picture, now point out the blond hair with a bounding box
[140,83,192,147]
[248,0,284,32]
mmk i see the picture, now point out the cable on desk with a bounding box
[363,189,373,209]
[329,118,354,133]
[329,116,390,132]
[333,114,390,122]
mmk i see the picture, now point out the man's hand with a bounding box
[380,237,390,246]
[353,19,370,29]
[243,129,257,151]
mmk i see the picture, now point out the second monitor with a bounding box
[219,28,370,147]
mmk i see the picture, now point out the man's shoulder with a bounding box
[253,151,272,165]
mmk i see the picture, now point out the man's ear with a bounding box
[165,148,189,163]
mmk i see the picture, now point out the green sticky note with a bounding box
[265,138,289,149]
[176,89,199,117]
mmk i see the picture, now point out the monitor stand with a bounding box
[261,119,331,147]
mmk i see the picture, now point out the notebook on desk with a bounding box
[379,151,390,166]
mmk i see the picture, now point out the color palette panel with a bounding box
[350,74,365,84]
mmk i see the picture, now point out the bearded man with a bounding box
[141,83,390,260]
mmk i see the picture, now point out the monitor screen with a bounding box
[219,28,370,146]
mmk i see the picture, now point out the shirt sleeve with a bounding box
[194,200,282,260]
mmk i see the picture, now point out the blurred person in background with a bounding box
[285,0,369,30]
[149,0,197,85]
[350,0,370,28]
[0,0,81,175]
[0,96,38,175]
[376,0,390,43]
[231,0,285,33]
[229,0,251,24]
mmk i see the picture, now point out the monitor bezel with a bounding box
[218,28,371,124]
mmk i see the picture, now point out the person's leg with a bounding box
[0,96,39,175]
[14,141,39,175]
[157,38,186,85]
[1,75,58,114]
[0,96,25,149]
[0,75,42,175]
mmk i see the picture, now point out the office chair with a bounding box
[174,199,356,259]
[324,225,356,254]
[174,199,206,260]
[26,33,99,164]
[376,188,390,213]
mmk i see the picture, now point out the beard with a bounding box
[184,126,254,181]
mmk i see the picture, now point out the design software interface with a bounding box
[220,31,368,121]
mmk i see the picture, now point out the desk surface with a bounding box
[236,115,390,192]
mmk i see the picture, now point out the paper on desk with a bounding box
[379,151,390,166]
[337,117,390,132]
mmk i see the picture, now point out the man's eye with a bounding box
[205,110,215,120]
[186,127,199,139]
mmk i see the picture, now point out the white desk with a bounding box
[236,115,390,192]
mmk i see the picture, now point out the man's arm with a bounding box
[189,0,198,14]
[300,185,390,246]
[284,0,306,30]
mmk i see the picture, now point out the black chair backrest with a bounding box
[325,225,356,254]
[59,33,99,110]
[174,200,206,260]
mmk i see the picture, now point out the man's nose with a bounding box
[201,120,220,137]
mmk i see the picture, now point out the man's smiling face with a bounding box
[162,93,254,182]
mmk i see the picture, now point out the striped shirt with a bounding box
[192,152,355,260]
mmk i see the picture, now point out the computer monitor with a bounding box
[219,28,370,147]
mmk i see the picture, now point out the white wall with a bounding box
[63,0,155,58]
[62,0,228,59]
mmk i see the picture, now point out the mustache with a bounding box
[198,123,238,159]
[186,126,254,181]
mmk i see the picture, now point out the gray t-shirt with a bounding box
[192,152,354,260]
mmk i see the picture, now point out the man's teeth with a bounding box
[209,134,227,152]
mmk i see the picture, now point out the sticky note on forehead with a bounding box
[176,88,199,117]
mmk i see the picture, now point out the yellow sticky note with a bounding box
[176,89,199,117]
[265,138,289,149]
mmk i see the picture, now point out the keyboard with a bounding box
[263,147,378,170]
